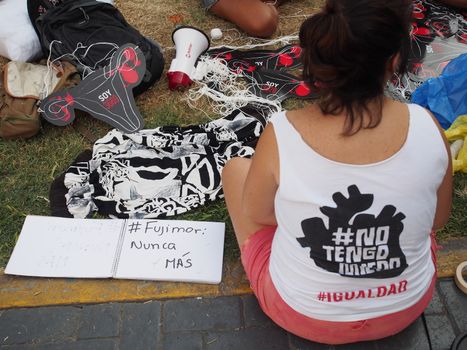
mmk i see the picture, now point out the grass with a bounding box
[0,0,466,267]
[437,173,467,241]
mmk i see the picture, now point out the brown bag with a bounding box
[0,61,80,139]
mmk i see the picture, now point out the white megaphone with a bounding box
[167,26,210,91]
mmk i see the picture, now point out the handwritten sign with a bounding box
[5,216,225,284]
[115,219,225,283]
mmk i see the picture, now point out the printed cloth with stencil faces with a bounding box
[55,107,267,219]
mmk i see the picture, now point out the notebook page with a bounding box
[114,219,225,284]
[5,216,123,278]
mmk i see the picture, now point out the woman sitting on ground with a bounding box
[222,0,452,344]
[202,0,288,38]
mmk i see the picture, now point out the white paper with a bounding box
[5,216,123,278]
[114,219,225,284]
[5,216,225,284]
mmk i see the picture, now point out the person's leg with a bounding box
[209,0,279,38]
[222,157,269,245]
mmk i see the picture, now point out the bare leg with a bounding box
[222,157,268,246]
[209,0,279,38]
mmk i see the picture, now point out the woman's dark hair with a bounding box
[299,0,412,135]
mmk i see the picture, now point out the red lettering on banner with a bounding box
[333,292,343,302]
[387,283,397,296]
[103,95,120,109]
[377,286,387,297]
[399,280,407,292]
[317,280,409,302]
[356,290,366,299]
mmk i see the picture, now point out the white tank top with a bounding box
[269,103,448,322]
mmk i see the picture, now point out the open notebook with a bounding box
[5,216,225,284]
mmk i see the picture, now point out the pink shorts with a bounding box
[240,226,437,345]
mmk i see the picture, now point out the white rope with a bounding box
[164,32,298,52]
[41,40,125,100]
[45,40,119,79]
[386,73,422,102]
[183,35,306,118]
[279,9,316,19]
[209,34,299,50]
[185,56,282,118]
[212,28,244,45]
[42,40,63,99]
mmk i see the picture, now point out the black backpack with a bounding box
[27,0,164,96]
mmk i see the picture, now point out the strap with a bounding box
[71,112,100,144]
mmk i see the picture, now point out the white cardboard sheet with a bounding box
[5,216,225,284]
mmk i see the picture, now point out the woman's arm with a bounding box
[242,123,280,226]
[430,115,453,231]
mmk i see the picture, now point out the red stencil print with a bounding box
[278,53,293,67]
[206,44,303,72]
[40,44,146,133]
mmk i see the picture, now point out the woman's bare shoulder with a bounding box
[285,103,322,123]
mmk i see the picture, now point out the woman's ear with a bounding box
[389,52,401,74]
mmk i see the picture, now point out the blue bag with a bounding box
[411,54,467,129]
